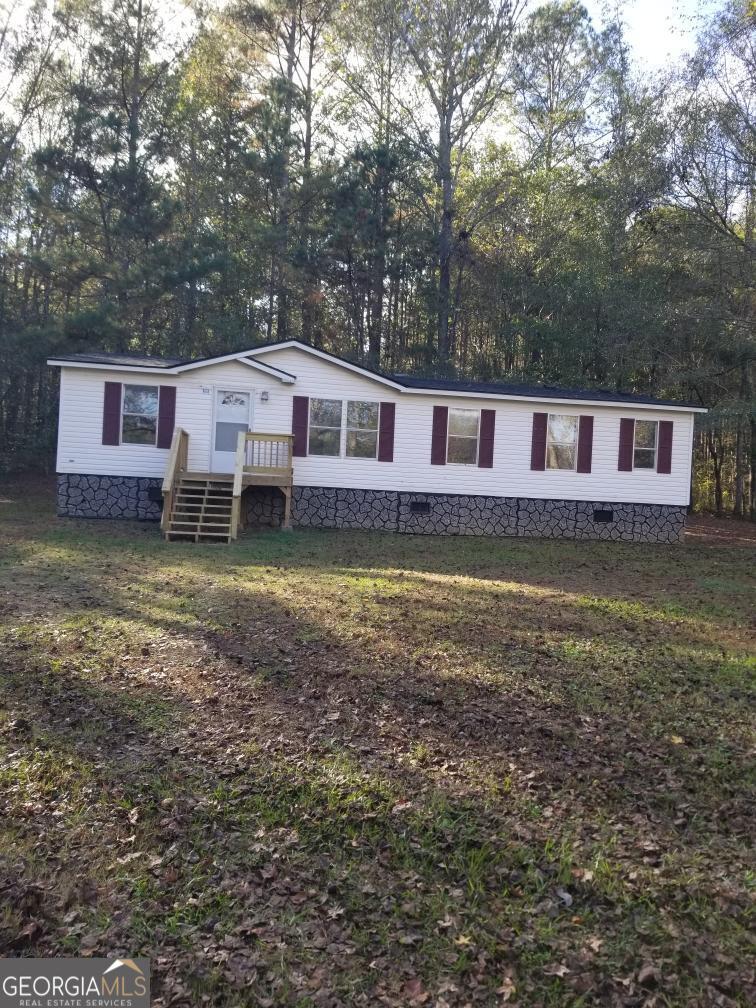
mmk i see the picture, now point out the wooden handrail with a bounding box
[243,433,293,443]
[161,428,188,532]
[231,432,295,539]
[236,433,294,473]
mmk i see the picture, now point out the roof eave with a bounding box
[47,358,181,374]
[396,385,706,412]
[47,348,707,412]
[247,339,406,391]
[47,353,297,384]
[244,340,707,411]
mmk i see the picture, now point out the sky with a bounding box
[2,0,725,80]
[577,0,721,70]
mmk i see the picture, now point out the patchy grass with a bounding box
[0,479,754,1007]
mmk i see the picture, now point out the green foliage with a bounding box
[0,0,752,514]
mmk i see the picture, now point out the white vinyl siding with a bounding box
[54,348,696,506]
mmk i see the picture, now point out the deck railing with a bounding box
[161,428,189,532]
[231,432,294,538]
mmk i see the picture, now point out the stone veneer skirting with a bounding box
[58,476,686,542]
[57,474,163,520]
[288,488,686,542]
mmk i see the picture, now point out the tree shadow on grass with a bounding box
[2,639,751,1007]
[3,547,750,849]
[1,506,754,1005]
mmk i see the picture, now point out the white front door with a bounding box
[212,389,252,472]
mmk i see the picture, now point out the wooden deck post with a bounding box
[164,431,293,542]
[282,486,292,530]
[162,428,189,536]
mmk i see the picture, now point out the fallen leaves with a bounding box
[542,962,570,977]
[402,977,430,1005]
[0,492,754,1006]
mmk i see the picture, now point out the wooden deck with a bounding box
[161,430,294,542]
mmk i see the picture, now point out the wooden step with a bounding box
[166,520,232,530]
[164,471,240,543]
[175,492,232,501]
[173,498,232,508]
[168,521,231,530]
[171,505,231,515]
[181,472,233,482]
[173,503,231,512]
[176,484,233,492]
[179,479,232,488]
[165,531,231,541]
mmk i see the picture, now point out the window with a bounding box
[121,384,158,445]
[308,398,380,457]
[308,398,342,456]
[546,414,578,470]
[633,420,657,469]
[346,401,379,458]
[447,408,479,464]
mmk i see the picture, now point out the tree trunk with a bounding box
[300,22,316,345]
[436,114,453,367]
[276,14,297,341]
[707,430,724,517]
[734,424,743,517]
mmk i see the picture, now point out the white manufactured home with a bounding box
[48,340,705,542]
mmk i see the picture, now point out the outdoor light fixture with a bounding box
[260,390,269,402]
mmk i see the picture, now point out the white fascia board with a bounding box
[236,357,296,382]
[398,386,707,413]
[245,340,706,412]
[246,340,406,391]
[48,352,706,413]
[175,349,278,373]
[47,352,297,383]
[48,359,181,374]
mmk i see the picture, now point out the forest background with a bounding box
[0,0,753,516]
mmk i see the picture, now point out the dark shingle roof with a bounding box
[48,343,701,409]
[392,374,698,408]
[50,351,184,368]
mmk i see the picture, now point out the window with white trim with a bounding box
[346,401,379,458]
[447,408,479,465]
[633,419,657,469]
[308,398,380,457]
[121,384,158,445]
[546,414,577,470]
[308,398,342,456]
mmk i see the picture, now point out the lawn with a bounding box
[0,479,754,1007]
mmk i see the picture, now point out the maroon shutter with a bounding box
[157,386,176,449]
[378,402,395,462]
[657,420,673,473]
[102,382,122,445]
[292,395,309,456]
[478,409,495,468]
[431,405,448,464]
[576,415,594,473]
[530,412,547,470]
[618,417,635,471]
